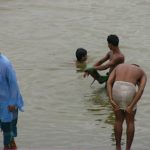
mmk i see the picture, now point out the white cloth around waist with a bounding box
[112,81,136,110]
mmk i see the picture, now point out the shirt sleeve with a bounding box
[6,62,24,112]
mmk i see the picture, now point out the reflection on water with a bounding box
[86,87,116,143]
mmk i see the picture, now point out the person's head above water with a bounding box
[75,48,87,62]
[107,34,119,47]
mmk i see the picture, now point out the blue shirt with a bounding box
[0,54,24,122]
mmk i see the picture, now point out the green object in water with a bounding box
[85,67,109,84]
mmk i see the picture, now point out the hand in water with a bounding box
[83,71,89,78]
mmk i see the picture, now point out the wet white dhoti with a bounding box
[112,81,136,110]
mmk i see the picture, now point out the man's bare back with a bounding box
[114,64,145,85]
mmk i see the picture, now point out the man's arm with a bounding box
[126,71,147,113]
[7,62,24,112]
[107,69,120,111]
[94,52,110,66]
[83,52,110,78]
[94,60,114,71]
[94,54,124,71]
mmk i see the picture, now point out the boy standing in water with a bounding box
[84,34,124,84]
[107,63,147,150]
[0,52,24,149]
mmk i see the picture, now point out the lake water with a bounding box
[0,0,150,149]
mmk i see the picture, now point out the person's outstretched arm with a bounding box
[6,62,24,112]
[94,60,114,71]
[94,52,110,66]
[126,71,147,113]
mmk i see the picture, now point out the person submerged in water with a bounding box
[84,34,124,85]
[107,63,147,150]
[75,48,88,71]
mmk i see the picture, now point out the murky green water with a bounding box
[0,0,150,149]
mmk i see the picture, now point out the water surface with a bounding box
[0,0,150,149]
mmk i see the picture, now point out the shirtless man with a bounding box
[84,34,124,84]
[107,64,147,150]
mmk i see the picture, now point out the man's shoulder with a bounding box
[116,53,124,62]
[113,54,124,64]
[118,52,124,58]
[0,55,12,70]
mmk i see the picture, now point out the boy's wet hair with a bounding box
[107,34,119,46]
[76,48,87,61]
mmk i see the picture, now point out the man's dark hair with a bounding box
[107,34,119,46]
[76,48,87,61]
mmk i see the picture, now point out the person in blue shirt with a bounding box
[0,53,24,149]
